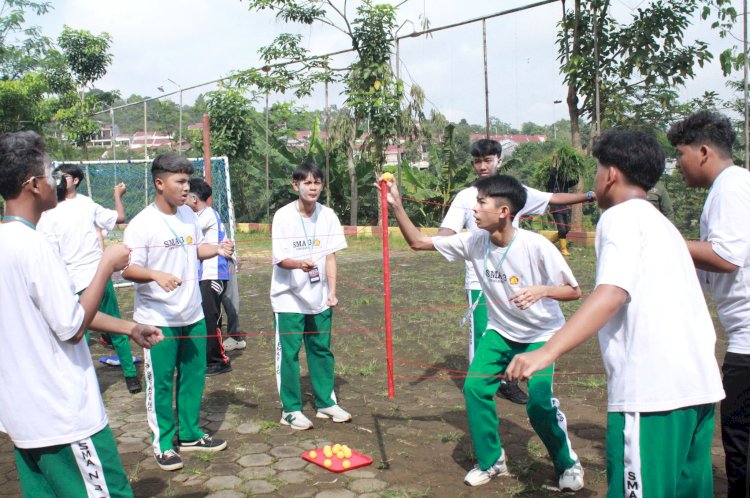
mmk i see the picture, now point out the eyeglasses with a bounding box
[21,175,50,187]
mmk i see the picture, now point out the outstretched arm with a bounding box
[382,179,435,251]
[549,191,593,205]
[506,284,626,380]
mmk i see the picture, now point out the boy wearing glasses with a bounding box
[38,164,141,394]
[271,162,350,430]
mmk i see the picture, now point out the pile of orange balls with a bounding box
[308,443,353,469]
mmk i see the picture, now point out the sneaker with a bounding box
[125,376,142,394]
[464,451,509,486]
[206,362,232,377]
[178,434,227,452]
[280,411,314,430]
[316,404,352,423]
[559,461,584,491]
[155,449,183,471]
[223,337,247,352]
[497,380,529,405]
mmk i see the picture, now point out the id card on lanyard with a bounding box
[299,203,320,284]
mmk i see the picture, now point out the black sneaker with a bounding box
[155,449,183,471]
[497,381,529,405]
[178,434,227,452]
[125,376,142,394]
[205,362,232,377]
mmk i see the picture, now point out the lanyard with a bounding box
[298,202,318,258]
[152,204,187,254]
[460,230,517,327]
[483,230,517,279]
[2,215,36,230]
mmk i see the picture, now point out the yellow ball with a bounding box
[343,448,352,459]
[381,172,394,183]
[308,450,317,459]
[332,443,341,453]
[324,449,333,458]
[342,460,351,469]
[336,451,345,459]
[323,445,332,453]
[324,459,332,468]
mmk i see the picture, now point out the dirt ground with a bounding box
[0,235,731,497]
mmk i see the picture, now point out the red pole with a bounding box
[202,113,213,207]
[381,180,395,398]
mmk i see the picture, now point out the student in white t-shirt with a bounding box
[187,178,232,377]
[122,153,234,472]
[0,131,163,497]
[384,173,584,491]
[37,163,142,394]
[439,138,593,406]
[507,130,725,497]
[271,162,350,431]
[667,111,750,497]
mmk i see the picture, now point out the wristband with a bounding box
[586,191,593,201]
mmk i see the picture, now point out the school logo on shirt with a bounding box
[485,269,508,282]
[292,238,318,250]
[186,236,193,245]
[509,276,519,285]
[164,236,185,249]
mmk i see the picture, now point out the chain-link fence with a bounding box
[51,156,236,242]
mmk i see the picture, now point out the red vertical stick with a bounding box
[381,180,395,398]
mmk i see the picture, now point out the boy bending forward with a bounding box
[385,174,584,490]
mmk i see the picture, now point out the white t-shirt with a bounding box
[37,194,118,293]
[433,229,576,343]
[196,206,230,281]
[441,184,552,290]
[595,199,724,412]
[699,166,750,354]
[124,204,205,327]
[0,222,107,448]
[271,201,348,314]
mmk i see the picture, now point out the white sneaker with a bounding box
[223,337,246,351]
[559,461,584,491]
[316,404,352,422]
[280,411,313,430]
[463,451,509,486]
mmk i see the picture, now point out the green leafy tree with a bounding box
[52,26,114,158]
[0,0,52,79]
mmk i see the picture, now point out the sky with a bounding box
[29,0,744,129]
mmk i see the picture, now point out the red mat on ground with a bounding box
[301,446,373,473]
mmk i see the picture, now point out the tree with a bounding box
[52,26,114,158]
[558,0,736,149]
[0,0,52,79]
[242,0,410,223]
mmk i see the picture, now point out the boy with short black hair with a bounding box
[667,111,750,497]
[187,177,232,376]
[0,131,163,497]
[271,161,350,430]
[507,129,725,496]
[123,153,234,471]
[385,173,584,490]
[38,163,141,393]
[438,138,593,405]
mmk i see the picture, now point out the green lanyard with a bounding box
[460,230,517,327]
[152,204,187,254]
[2,215,35,230]
[298,202,318,258]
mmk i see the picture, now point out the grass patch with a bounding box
[259,420,281,430]
[438,432,462,443]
